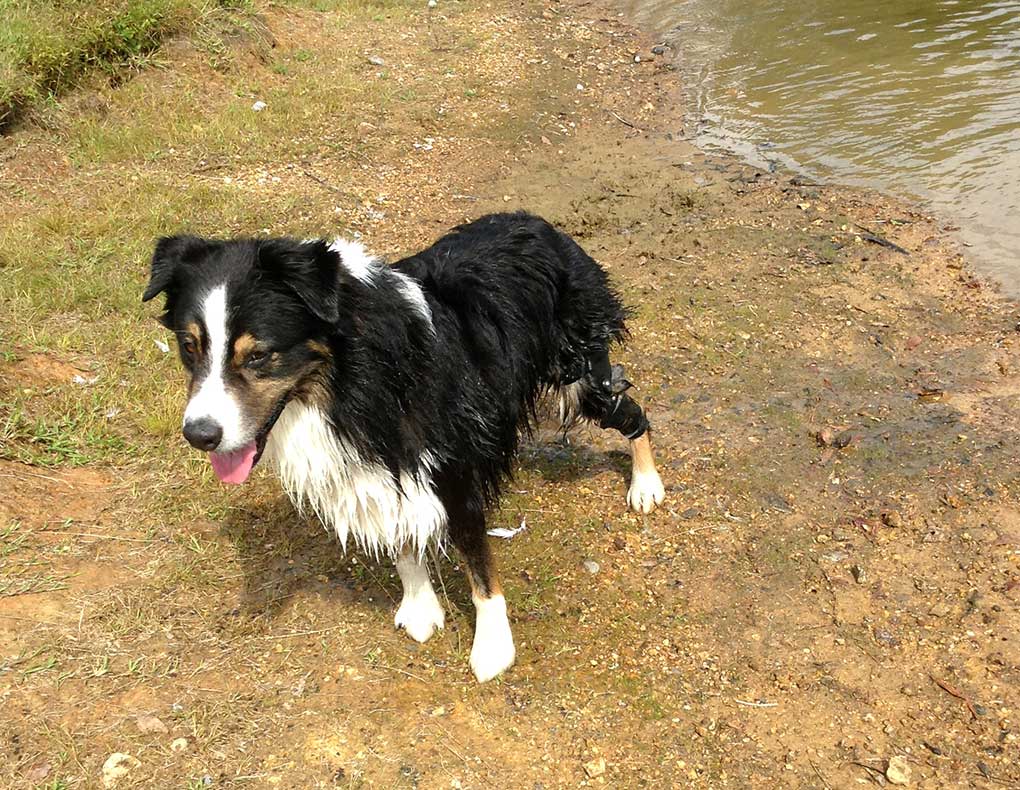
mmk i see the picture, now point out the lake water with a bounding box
[620,0,1020,291]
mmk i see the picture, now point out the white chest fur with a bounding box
[263,401,447,556]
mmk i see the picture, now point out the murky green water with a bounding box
[622,0,1020,290]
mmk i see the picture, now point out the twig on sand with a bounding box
[301,168,353,200]
[931,675,979,719]
[854,223,910,255]
[809,759,832,790]
[378,664,430,683]
[608,109,639,130]
[847,760,885,782]
[733,698,778,708]
[256,625,346,640]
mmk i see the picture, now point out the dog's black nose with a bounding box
[183,418,223,451]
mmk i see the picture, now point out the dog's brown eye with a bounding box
[245,351,270,369]
[181,337,198,356]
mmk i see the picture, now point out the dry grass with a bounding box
[3,0,1020,787]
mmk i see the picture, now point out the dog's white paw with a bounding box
[469,594,516,683]
[627,470,665,514]
[394,589,445,643]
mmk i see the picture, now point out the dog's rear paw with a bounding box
[627,470,665,514]
[395,590,445,643]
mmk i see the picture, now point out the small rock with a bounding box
[583,757,606,778]
[367,55,385,66]
[612,536,627,551]
[427,0,437,7]
[582,559,600,575]
[881,510,903,528]
[812,427,836,447]
[25,762,51,782]
[873,627,900,648]
[680,507,701,520]
[135,714,168,734]
[651,45,666,55]
[171,738,189,753]
[850,564,867,584]
[251,100,267,112]
[102,753,140,788]
[886,755,911,785]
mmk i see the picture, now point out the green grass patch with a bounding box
[0,0,209,127]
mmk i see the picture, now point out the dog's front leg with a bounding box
[393,545,445,643]
[443,495,515,682]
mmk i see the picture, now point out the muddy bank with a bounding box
[2,0,1020,787]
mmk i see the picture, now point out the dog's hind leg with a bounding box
[562,348,666,514]
[394,545,445,643]
[440,489,515,682]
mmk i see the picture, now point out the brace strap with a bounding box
[599,393,649,440]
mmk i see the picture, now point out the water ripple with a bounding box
[622,0,1020,290]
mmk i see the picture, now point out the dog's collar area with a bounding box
[252,389,294,466]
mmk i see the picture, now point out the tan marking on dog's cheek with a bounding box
[232,333,258,367]
[235,372,305,431]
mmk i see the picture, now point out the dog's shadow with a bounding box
[520,426,632,484]
[219,436,627,625]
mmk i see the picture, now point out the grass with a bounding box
[0,0,532,480]
[0,0,417,128]
[0,0,208,127]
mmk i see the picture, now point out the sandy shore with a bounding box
[2,0,1020,787]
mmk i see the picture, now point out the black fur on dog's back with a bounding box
[383,212,627,507]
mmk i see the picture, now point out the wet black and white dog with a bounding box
[144,212,664,682]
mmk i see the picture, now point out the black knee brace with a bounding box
[599,393,649,439]
[583,350,649,440]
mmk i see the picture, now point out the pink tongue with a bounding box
[209,441,258,484]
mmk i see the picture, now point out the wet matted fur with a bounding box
[144,211,665,681]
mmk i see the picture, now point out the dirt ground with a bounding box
[3,0,1020,788]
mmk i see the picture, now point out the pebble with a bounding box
[135,714,168,734]
[851,564,867,584]
[886,755,911,785]
[102,754,140,788]
[583,757,606,778]
[171,738,189,753]
[881,510,903,528]
[582,559,600,575]
[652,45,666,55]
[251,100,267,112]
[367,55,385,66]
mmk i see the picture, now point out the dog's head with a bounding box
[143,235,341,483]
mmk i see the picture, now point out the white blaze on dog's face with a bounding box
[181,285,243,450]
[143,235,343,484]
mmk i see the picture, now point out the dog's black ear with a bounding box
[257,238,341,324]
[143,235,215,303]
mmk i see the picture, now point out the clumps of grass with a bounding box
[0,523,70,597]
[0,406,126,467]
[0,0,260,129]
